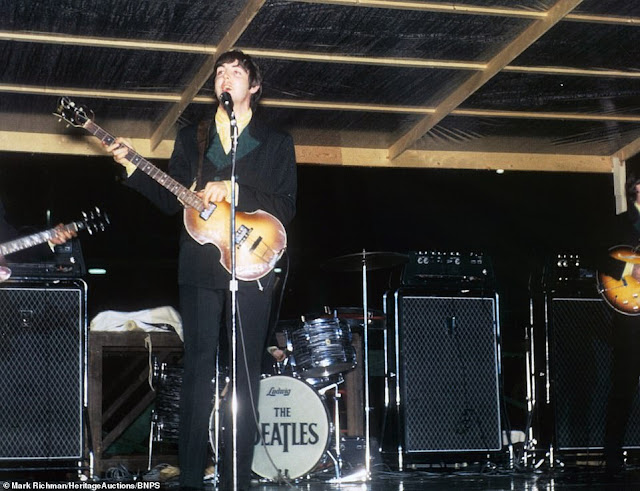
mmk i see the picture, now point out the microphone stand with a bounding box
[361,250,372,480]
[227,106,240,491]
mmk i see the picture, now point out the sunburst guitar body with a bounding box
[598,245,640,315]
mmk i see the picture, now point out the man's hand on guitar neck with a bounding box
[104,137,137,177]
[50,223,76,245]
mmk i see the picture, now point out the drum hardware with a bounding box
[305,373,345,391]
[148,359,182,471]
[149,360,182,442]
[323,250,408,479]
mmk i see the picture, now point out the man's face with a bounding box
[214,60,260,113]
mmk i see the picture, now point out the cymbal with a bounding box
[323,251,409,272]
[333,306,385,320]
[334,307,386,331]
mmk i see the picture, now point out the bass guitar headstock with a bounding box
[54,97,93,128]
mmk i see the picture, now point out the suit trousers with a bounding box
[178,277,274,489]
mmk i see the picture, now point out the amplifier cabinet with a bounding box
[394,290,502,463]
[546,296,640,450]
[0,279,86,460]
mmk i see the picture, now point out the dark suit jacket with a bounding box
[125,115,297,289]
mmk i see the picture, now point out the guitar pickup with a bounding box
[249,236,262,253]
[235,225,252,247]
[200,203,216,220]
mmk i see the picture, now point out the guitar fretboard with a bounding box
[0,222,82,257]
[85,121,205,212]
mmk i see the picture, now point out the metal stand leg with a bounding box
[333,384,342,472]
[320,382,343,480]
[361,250,372,479]
[147,419,155,471]
[208,350,224,486]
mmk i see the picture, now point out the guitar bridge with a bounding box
[235,225,252,247]
[200,203,216,220]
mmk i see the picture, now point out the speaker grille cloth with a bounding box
[0,285,83,459]
[399,295,501,453]
[550,297,640,449]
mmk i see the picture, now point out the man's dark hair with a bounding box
[214,50,263,107]
[626,171,640,202]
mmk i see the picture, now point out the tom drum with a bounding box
[289,316,356,378]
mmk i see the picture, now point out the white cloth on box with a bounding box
[89,306,183,342]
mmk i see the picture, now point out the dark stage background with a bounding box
[0,149,628,434]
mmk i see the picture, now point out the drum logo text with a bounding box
[257,420,320,452]
[266,386,291,396]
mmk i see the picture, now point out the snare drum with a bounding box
[289,316,356,378]
[252,375,330,481]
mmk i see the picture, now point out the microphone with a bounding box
[220,92,233,117]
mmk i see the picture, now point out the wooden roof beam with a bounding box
[298,145,612,173]
[0,129,612,173]
[388,0,584,161]
[613,134,640,163]
[149,0,266,150]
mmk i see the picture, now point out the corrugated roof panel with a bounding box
[575,0,640,16]
[467,73,640,114]
[0,94,175,138]
[248,59,467,106]
[259,107,420,140]
[415,117,640,156]
[395,0,554,8]
[0,41,206,92]
[4,0,241,44]
[243,1,529,60]
[514,23,639,69]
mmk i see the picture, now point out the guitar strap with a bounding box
[196,119,212,190]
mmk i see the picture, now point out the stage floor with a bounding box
[2,467,640,491]
[3,459,640,490]
[218,465,640,490]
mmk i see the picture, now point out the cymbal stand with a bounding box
[361,249,372,478]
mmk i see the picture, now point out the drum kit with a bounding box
[149,250,408,484]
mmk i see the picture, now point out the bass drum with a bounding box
[252,375,331,481]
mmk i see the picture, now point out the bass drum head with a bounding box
[252,375,330,481]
